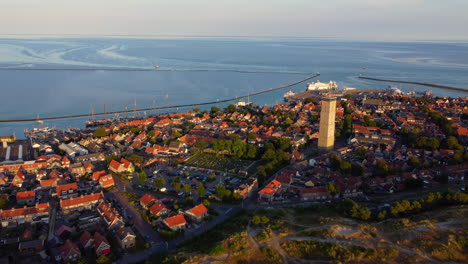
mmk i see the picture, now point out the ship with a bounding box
[306,80,338,91]
[85,119,112,128]
[387,85,403,95]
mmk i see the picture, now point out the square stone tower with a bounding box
[318,95,336,150]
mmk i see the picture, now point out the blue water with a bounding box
[0,37,467,137]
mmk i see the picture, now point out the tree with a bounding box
[245,144,258,159]
[138,171,147,185]
[326,182,338,196]
[247,133,257,140]
[377,210,387,220]
[174,182,181,192]
[305,97,318,105]
[227,104,236,113]
[183,184,191,194]
[172,132,182,139]
[0,197,7,209]
[408,155,420,167]
[211,106,220,113]
[202,199,211,208]
[93,128,108,138]
[375,159,389,176]
[105,154,117,165]
[356,146,367,158]
[194,139,208,150]
[154,177,165,190]
[193,108,201,113]
[96,254,110,264]
[197,182,206,197]
[127,154,144,166]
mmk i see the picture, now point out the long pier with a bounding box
[358,76,468,93]
[0,74,320,123]
[0,67,306,75]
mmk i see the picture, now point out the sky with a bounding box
[1,0,467,41]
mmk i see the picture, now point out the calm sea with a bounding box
[0,37,467,137]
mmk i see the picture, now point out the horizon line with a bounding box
[0,33,467,43]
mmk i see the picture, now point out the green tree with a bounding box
[211,106,220,113]
[305,97,318,105]
[96,254,110,264]
[127,154,144,166]
[105,154,117,165]
[375,159,389,176]
[202,199,211,208]
[93,128,108,138]
[247,133,257,140]
[138,171,147,185]
[408,155,420,167]
[227,104,236,113]
[326,182,338,196]
[356,146,367,158]
[154,177,165,190]
[183,184,191,194]
[197,182,206,197]
[245,144,258,159]
[174,182,181,193]
[194,139,208,150]
[0,197,7,209]
[377,210,387,220]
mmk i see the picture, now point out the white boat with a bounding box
[283,91,296,98]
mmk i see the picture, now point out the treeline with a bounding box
[338,191,468,221]
[195,135,259,160]
[256,138,292,184]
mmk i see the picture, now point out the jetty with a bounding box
[359,76,468,93]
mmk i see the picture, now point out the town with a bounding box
[0,83,467,264]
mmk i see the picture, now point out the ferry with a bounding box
[387,85,403,95]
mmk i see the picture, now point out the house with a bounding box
[0,203,50,227]
[56,183,79,199]
[18,239,44,255]
[16,190,35,206]
[79,230,94,250]
[163,214,187,231]
[0,172,9,185]
[98,174,115,189]
[234,178,258,199]
[75,153,105,163]
[109,158,134,173]
[83,162,94,173]
[93,232,111,256]
[149,203,170,217]
[56,221,73,240]
[258,180,283,202]
[168,141,185,153]
[61,157,71,167]
[59,240,81,262]
[139,193,159,209]
[300,187,330,201]
[60,192,104,214]
[12,170,25,187]
[96,201,125,230]
[184,204,208,223]
[115,227,136,249]
[70,163,86,177]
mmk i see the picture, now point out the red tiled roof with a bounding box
[121,158,132,168]
[59,240,80,259]
[164,214,186,227]
[92,170,107,181]
[40,178,57,187]
[0,203,49,218]
[186,204,208,217]
[149,203,167,215]
[99,175,115,188]
[16,190,35,200]
[60,192,103,209]
[93,232,110,249]
[458,127,468,136]
[79,230,92,247]
[301,187,328,194]
[109,160,121,171]
[56,183,78,196]
[140,193,158,206]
